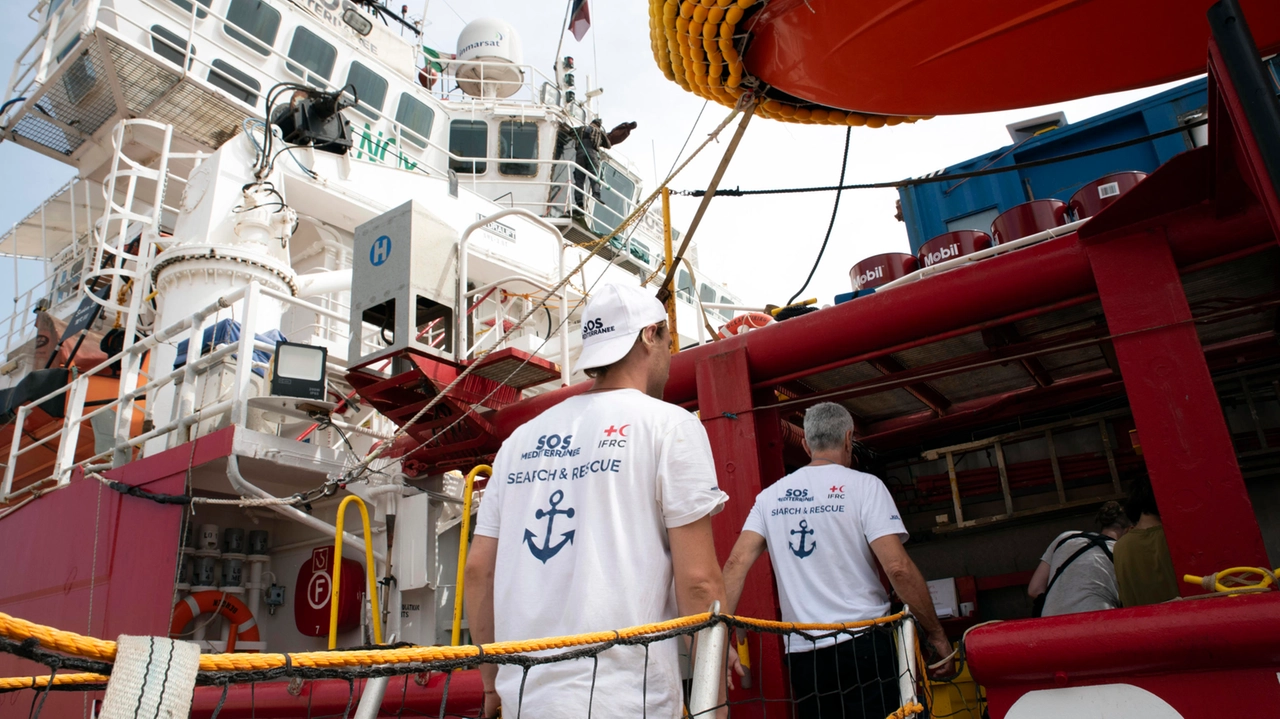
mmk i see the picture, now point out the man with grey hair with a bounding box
[722,402,953,719]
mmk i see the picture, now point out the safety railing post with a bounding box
[895,612,919,707]
[228,282,259,427]
[1,404,28,499]
[330,495,383,649]
[451,464,491,646]
[53,375,91,485]
[688,601,727,718]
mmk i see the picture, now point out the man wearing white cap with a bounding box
[465,282,729,719]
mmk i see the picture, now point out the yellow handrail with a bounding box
[451,464,491,645]
[330,495,383,649]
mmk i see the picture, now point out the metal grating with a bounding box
[843,388,928,421]
[150,80,254,149]
[927,363,1034,403]
[11,42,117,156]
[1013,300,1106,340]
[105,35,182,115]
[1037,345,1111,380]
[1185,249,1279,347]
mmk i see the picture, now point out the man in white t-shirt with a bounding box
[722,402,953,719]
[465,282,729,719]
[1027,501,1130,617]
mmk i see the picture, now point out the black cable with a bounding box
[682,118,1209,197]
[786,126,851,306]
[544,307,553,340]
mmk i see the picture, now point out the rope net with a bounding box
[0,609,933,719]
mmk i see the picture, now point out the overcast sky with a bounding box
[0,0,1190,313]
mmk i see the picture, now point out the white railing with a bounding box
[0,176,102,355]
[0,280,361,503]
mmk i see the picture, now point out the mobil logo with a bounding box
[918,231,993,268]
[369,235,392,266]
[849,253,917,291]
[294,546,367,637]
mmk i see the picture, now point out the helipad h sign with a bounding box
[370,235,392,266]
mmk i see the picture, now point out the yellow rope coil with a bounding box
[0,609,908,674]
[649,0,929,128]
[1183,566,1279,593]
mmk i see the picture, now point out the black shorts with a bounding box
[785,630,899,719]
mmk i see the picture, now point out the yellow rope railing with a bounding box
[0,672,109,691]
[0,609,923,718]
[0,609,907,673]
[1183,566,1279,593]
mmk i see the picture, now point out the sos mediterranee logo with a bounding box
[582,317,614,340]
[779,488,815,503]
[521,433,581,460]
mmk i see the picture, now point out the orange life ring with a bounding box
[170,591,260,651]
[718,312,775,339]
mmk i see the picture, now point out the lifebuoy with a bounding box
[718,312,775,339]
[170,591,260,651]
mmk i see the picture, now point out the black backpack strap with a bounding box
[1045,533,1114,597]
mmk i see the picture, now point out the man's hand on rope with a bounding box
[926,632,958,680]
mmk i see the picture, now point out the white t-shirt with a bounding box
[1039,531,1120,616]
[474,388,728,719]
[741,464,907,653]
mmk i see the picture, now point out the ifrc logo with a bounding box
[828,484,845,499]
[599,423,629,448]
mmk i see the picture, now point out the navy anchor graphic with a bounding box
[789,520,816,558]
[524,489,576,563]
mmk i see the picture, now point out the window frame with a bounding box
[150,25,195,69]
[497,120,539,177]
[165,0,211,20]
[222,0,281,57]
[395,93,436,149]
[285,26,337,86]
[343,61,389,119]
[449,119,489,175]
[207,58,261,106]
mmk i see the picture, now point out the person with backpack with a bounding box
[1027,501,1132,617]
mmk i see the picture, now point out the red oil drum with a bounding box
[1068,171,1148,220]
[850,253,918,291]
[917,230,994,268]
[990,199,1069,244]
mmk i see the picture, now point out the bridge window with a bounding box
[719,294,736,319]
[699,284,717,304]
[498,121,538,176]
[224,0,280,57]
[449,120,487,174]
[165,0,211,20]
[343,62,388,119]
[677,268,693,301]
[590,162,636,232]
[150,25,195,69]
[628,238,652,266]
[395,93,435,148]
[286,27,336,85]
[208,59,260,106]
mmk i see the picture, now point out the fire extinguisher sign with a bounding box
[307,548,332,610]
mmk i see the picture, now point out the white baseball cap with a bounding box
[573,283,668,374]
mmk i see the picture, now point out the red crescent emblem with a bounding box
[619,424,630,437]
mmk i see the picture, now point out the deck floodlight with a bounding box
[271,341,328,400]
[343,8,374,36]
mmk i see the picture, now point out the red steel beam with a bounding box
[492,200,1275,439]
